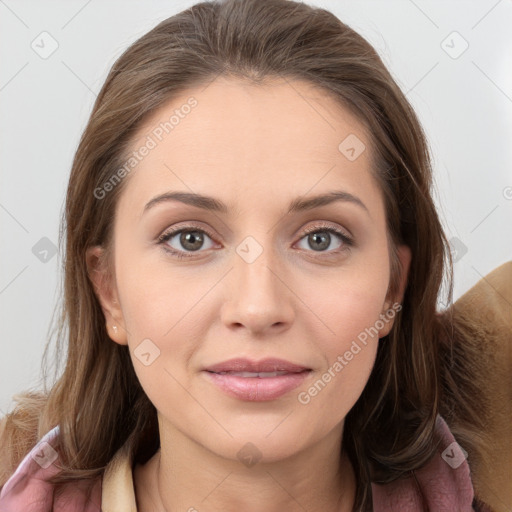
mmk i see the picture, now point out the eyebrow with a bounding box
[143,190,369,215]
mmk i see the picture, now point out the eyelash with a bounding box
[157,222,354,260]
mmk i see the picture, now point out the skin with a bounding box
[87,76,411,512]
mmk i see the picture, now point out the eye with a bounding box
[157,221,353,260]
[295,223,353,254]
[158,225,216,258]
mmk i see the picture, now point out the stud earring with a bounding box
[113,325,118,334]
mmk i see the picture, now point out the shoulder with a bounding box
[450,261,512,511]
[0,426,102,512]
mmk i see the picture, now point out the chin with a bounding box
[195,419,326,466]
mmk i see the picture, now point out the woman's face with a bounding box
[90,76,410,463]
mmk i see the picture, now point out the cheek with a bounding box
[117,266,201,410]
[297,286,387,426]
[115,258,214,393]
[117,255,206,336]
[313,261,391,345]
[299,341,378,432]
[303,260,390,396]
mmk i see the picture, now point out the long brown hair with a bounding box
[0,1,491,509]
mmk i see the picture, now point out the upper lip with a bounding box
[204,358,310,373]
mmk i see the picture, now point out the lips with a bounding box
[214,371,290,377]
[204,357,310,374]
[203,358,312,401]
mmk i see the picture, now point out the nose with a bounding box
[220,241,295,336]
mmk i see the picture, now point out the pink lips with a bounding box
[203,358,311,401]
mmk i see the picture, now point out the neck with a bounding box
[135,422,357,512]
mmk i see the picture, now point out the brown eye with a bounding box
[158,227,216,256]
[178,231,205,251]
[306,231,332,251]
[296,226,353,253]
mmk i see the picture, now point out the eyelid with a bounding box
[157,221,217,242]
[298,221,352,241]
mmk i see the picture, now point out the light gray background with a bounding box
[1,0,511,415]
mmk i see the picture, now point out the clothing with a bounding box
[0,414,492,511]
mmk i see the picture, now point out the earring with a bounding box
[112,325,118,334]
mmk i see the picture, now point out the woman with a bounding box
[0,0,504,510]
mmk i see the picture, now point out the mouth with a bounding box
[203,358,312,401]
[209,370,296,377]
[204,357,311,374]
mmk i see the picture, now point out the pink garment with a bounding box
[0,426,101,511]
[0,415,491,511]
[371,415,491,511]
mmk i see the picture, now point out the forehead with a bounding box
[135,75,368,156]
[117,76,379,215]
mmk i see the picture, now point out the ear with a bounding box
[86,245,128,346]
[378,244,411,338]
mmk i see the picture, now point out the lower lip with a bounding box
[204,371,311,401]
